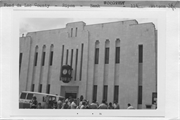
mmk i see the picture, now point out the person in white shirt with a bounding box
[70,99,77,109]
[127,103,134,109]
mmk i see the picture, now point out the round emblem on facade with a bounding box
[63,69,67,75]
[61,65,73,83]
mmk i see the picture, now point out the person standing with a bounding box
[70,99,77,109]
[127,103,134,109]
[108,102,114,109]
[89,100,98,109]
[30,96,38,109]
[80,101,86,109]
[113,101,120,109]
[98,100,108,109]
[62,99,70,109]
[57,98,63,109]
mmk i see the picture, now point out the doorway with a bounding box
[65,93,77,99]
[61,86,79,99]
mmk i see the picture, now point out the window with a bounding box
[138,86,142,104]
[38,84,42,92]
[66,49,69,64]
[20,92,27,99]
[34,46,38,66]
[19,53,23,71]
[115,47,120,63]
[50,51,53,66]
[114,86,119,103]
[103,85,108,102]
[93,85,97,101]
[75,27,78,37]
[80,44,84,81]
[31,84,35,92]
[27,93,33,100]
[95,48,99,64]
[71,28,73,37]
[105,48,109,64]
[70,49,73,66]
[139,45,143,63]
[74,49,78,80]
[42,52,46,66]
[60,45,64,80]
[47,84,50,94]
[34,52,38,66]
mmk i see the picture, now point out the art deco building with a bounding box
[19,20,157,109]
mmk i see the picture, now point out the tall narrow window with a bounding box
[105,40,110,64]
[93,85,97,101]
[66,49,69,65]
[42,52,46,66]
[79,44,84,81]
[47,84,50,94]
[139,45,143,63]
[60,45,64,80]
[115,47,120,63]
[105,48,109,64]
[71,28,73,37]
[95,48,99,64]
[114,86,119,103]
[31,84,35,92]
[75,27,78,37]
[34,52,38,66]
[103,85,108,102]
[115,39,120,63]
[74,49,78,80]
[49,51,53,66]
[19,53,23,72]
[71,49,73,66]
[38,84,42,92]
[95,40,100,64]
[138,86,142,104]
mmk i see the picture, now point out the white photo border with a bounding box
[11,7,166,117]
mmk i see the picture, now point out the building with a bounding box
[19,20,157,109]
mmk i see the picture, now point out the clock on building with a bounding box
[61,65,73,83]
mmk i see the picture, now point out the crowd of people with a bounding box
[29,95,130,109]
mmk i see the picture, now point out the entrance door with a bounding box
[65,93,77,99]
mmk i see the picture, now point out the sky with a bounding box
[19,18,157,36]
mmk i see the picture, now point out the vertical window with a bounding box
[49,51,53,66]
[47,84,50,94]
[74,49,78,80]
[42,52,46,66]
[105,40,110,64]
[115,47,120,63]
[105,48,109,64]
[75,27,78,37]
[19,53,23,72]
[66,49,69,65]
[70,49,73,66]
[103,85,108,102]
[31,84,35,92]
[95,40,99,64]
[60,45,64,80]
[139,45,143,63]
[115,39,120,63]
[95,48,99,64]
[34,46,38,66]
[34,52,38,66]
[79,44,84,81]
[138,86,142,104]
[93,85,97,101]
[38,84,42,92]
[71,28,73,37]
[114,86,119,103]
